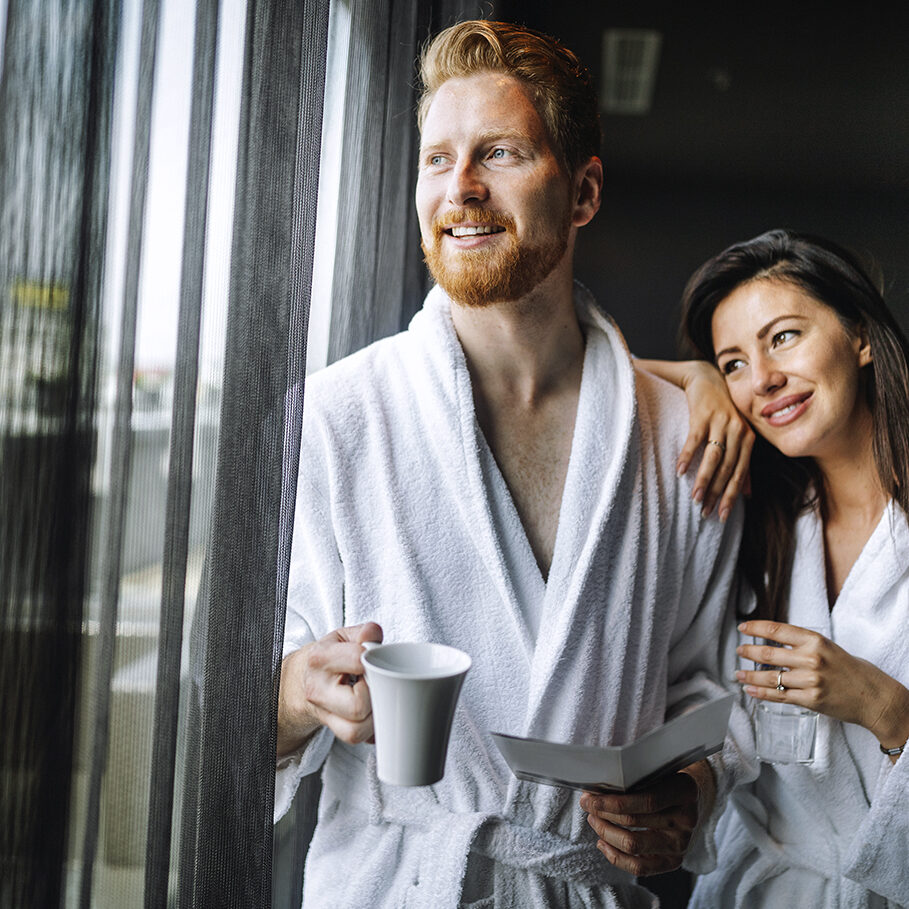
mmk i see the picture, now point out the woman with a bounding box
[646,229,909,907]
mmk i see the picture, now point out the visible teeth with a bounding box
[449,225,503,237]
[773,403,797,417]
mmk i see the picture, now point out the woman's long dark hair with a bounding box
[681,228,909,619]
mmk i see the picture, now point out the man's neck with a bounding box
[448,272,586,580]
[449,276,585,408]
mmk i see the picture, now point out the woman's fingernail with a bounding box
[693,487,704,503]
[677,461,688,477]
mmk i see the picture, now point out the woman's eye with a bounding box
[720,358,745,375]
[429,154,446,166]
[771,329,799,347]
[490,147,510,159]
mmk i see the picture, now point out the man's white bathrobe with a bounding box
[276,285,742,908]
[690,501,909,909]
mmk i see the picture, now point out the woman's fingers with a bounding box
[737,620,820,648]
[684,417,755,520]
[713,428,754,521]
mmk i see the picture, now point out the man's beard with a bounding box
[421,208,568,307]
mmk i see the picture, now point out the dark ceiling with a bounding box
[498,1,909,195]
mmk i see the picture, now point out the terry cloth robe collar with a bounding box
[421,282,635,672]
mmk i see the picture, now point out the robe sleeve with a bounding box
[665,506,759,874]
[842,747,909,903]
[682,585,761,873]
[274,417,345,823]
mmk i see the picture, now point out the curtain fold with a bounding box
[143,0,220,904]
[78,0,159,905]
[177,1,329,906]
[0,1,119,906]
[2,0,330,905]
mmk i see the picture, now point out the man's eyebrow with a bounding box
[420,127,537,155]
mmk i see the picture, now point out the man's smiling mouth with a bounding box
[447,225,506,237]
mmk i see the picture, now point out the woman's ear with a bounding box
[857,325,873,367]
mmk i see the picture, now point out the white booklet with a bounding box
[490,693,733,793]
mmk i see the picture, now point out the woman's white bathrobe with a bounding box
[276,285,743,908]
[690,501,909,908]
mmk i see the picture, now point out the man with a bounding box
[276,20,742,908]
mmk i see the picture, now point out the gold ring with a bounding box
[776,669,786,691]
[708,439,726,452]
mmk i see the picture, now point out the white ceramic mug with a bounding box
[361,641,471,786]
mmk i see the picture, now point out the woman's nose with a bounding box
[447,158,488,207]
[751,355,786,395]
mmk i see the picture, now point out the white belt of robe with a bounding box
[731,789,842,882]
[324,743,627,890]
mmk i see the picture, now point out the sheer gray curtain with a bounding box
[1,0,328,905]
[0,2,116,905]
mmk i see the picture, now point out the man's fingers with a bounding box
[587,807,690,831]
[281,624,384,749]
[582,773,696,816]
[310,623,383,677]
[586,816,687,876]
[595,839,682,877]
[331,621,383,650]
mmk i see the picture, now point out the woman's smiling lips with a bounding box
[761,391,813,425]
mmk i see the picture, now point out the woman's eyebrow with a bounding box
[715,313,807,360]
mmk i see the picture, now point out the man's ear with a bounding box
[571,156,603,228]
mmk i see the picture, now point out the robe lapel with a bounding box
[413,287,538,659]
[521,292,638,736]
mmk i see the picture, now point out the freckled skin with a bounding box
[415,73,575,307]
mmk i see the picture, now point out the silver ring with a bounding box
[776,669,786,691]
[708,439,726,452]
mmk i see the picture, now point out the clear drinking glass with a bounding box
[750,628,821,764]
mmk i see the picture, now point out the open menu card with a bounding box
[490,693,734,793]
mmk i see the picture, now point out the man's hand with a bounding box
[276,622,383,758]
[579,760,714,877]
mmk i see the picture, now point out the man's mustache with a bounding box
[431,208,516,242]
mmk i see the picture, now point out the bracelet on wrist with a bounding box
[880,740,907,756]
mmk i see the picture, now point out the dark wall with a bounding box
[575,180,909,359]
[497,1,909,358]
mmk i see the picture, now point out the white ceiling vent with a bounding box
[600,28,663,115]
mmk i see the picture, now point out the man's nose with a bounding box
[447,158,488,207]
